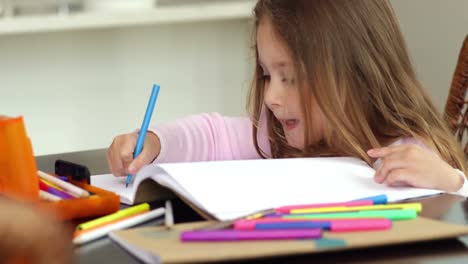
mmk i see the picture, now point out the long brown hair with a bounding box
[248,0,466,172]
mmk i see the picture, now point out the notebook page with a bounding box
[91,174,135,204]
[156,157,442,220]
[91,166,203,208]
[134,164,205,212]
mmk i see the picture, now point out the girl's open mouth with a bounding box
[283,119,299,131]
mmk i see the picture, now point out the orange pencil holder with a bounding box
[0,116,120,220]
[0,116,39,201]
[40,179,120,220]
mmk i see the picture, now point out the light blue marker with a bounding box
[352,194,388,205]
[126,84,160,187]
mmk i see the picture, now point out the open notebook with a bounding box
[91,157,443,221]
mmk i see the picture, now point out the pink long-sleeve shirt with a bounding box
[151,112,433,164]
[151,113,269,163]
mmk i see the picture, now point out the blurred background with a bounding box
[0,0,467,155]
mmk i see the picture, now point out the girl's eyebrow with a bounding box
[272,61,288,69]
[259,61,289,70]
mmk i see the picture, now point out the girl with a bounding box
[107,0,467,195]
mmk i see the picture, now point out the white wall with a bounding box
[391,0,468,110]
[0,20,253,155]
[2,0,467,155]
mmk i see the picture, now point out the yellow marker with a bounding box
[77,203,150,230]
[40,178,65,191]
[40,178,79,198]
[38,170,89,198]
[290,203,422,214]
[246,213,265,220]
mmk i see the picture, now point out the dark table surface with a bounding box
[36,149,468,264]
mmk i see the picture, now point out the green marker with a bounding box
[283,209,417,221]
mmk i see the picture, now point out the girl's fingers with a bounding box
[106,151,119,176]
[374,154,407,183]
[107,147,124,176]
[384,168,412,187]
[128,149,155,174]
[108,132,160,176]
[107,133,138,176]
[367,145,406,158]
[128,132,161,174]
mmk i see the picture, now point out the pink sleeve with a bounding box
[149,112,270,163]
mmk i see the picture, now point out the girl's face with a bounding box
[257,18,326,150]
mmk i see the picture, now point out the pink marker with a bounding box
[235,218,391,232]
[235,218,323,230]
[331,218,391,232]
[181,229,322,242]
[276,200,373,214]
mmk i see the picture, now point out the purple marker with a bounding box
[58,176,69,182]
[39,181,75,199]
[181,229,321,242]
[46,186,75,199]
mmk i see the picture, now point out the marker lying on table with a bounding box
[73,207,165,245]
[234,218,392,232]
[289,203,422,214]
[74,212,148,237]
[77,203,150,230]
[196,195,390,231]
[274,195,389,215]
[352,194,388,204]
[250,195,392,219]
[181,229,322,242]
[282,209,417,221]
[126,84,160,188]
[276,200,374,214]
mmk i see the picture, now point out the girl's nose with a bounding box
[264,81,283,110]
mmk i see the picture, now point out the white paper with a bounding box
[91,174,134,204]
[92,157,443,220]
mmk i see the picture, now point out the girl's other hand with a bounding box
[107,131,161,176]
[0,200,73,264]
[367,144,463,192]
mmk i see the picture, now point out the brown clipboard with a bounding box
[109,217,468,263]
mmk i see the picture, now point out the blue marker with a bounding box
[352,194,387,205]
[126,84,160,187]
[255,221,331,230]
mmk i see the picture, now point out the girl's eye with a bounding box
[282,77,295,85]
[262,75,271,81]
